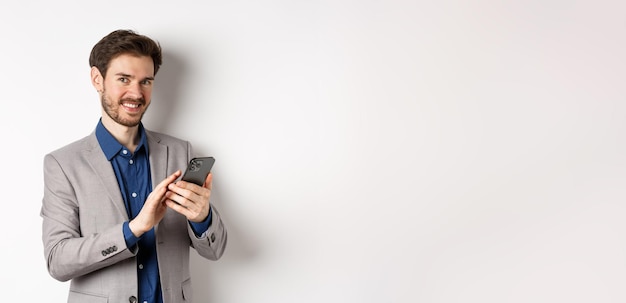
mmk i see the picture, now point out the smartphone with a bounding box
[181,157,215,186]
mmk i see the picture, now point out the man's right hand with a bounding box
[129,170,182,237]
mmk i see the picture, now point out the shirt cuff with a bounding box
[123,221,140,248]
[189,206,212,238]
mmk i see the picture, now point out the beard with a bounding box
[100,89,149,127]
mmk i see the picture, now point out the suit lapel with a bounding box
[84,133,129,220]
[146,131,169,234]
[81,130,171,223]
[147,130,168,190]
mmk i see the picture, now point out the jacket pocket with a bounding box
[182,278,193,302]
[68,290,108,303]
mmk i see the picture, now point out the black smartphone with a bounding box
[181,157,215,186]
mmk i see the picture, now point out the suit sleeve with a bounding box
[185,142,227,260]
[188,204,227,260]
[41,153,136,282]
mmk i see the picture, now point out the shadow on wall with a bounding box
[145,50,186,133]
[193,187,261,301]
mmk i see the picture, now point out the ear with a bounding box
[90,66,104,92]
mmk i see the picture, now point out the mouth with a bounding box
[121,99,144,113]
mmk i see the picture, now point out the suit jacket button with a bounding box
[112,245,118,251]
[210,233,216,243]
[129,296,137,303]
[101,251,107,256]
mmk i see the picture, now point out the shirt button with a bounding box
[132,192,137,198]
[122,150,128,155]
[138,264,144,269]
[129,159,134,164]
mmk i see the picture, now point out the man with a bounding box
[40,29,227,303]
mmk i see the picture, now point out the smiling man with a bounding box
[41,29,227,303]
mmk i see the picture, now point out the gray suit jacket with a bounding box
[41,129,227,303]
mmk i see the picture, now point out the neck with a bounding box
[101,116,141,152]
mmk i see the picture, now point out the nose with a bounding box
[126,82,143,99]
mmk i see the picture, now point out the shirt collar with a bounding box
[95,119,149,160]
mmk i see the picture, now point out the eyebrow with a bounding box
[114,72,155,81]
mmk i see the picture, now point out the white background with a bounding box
[1,1,625,302]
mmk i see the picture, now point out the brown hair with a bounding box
[89,29,162,78]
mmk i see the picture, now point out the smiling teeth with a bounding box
[124,103,139,108]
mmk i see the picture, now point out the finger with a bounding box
[165,198,206,222]
[165,198,192,217]
[203,173,213,190]
[165,189,196,209]
[173,180,209,200]
[146,170,183,206]
[156,170,182,191]
[169,181,199,199]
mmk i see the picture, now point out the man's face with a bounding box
[98,54,155,127]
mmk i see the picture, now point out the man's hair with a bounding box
[89,29,162,78]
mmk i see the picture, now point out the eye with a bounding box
[118,77,129,83]
[141,79,153,86]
